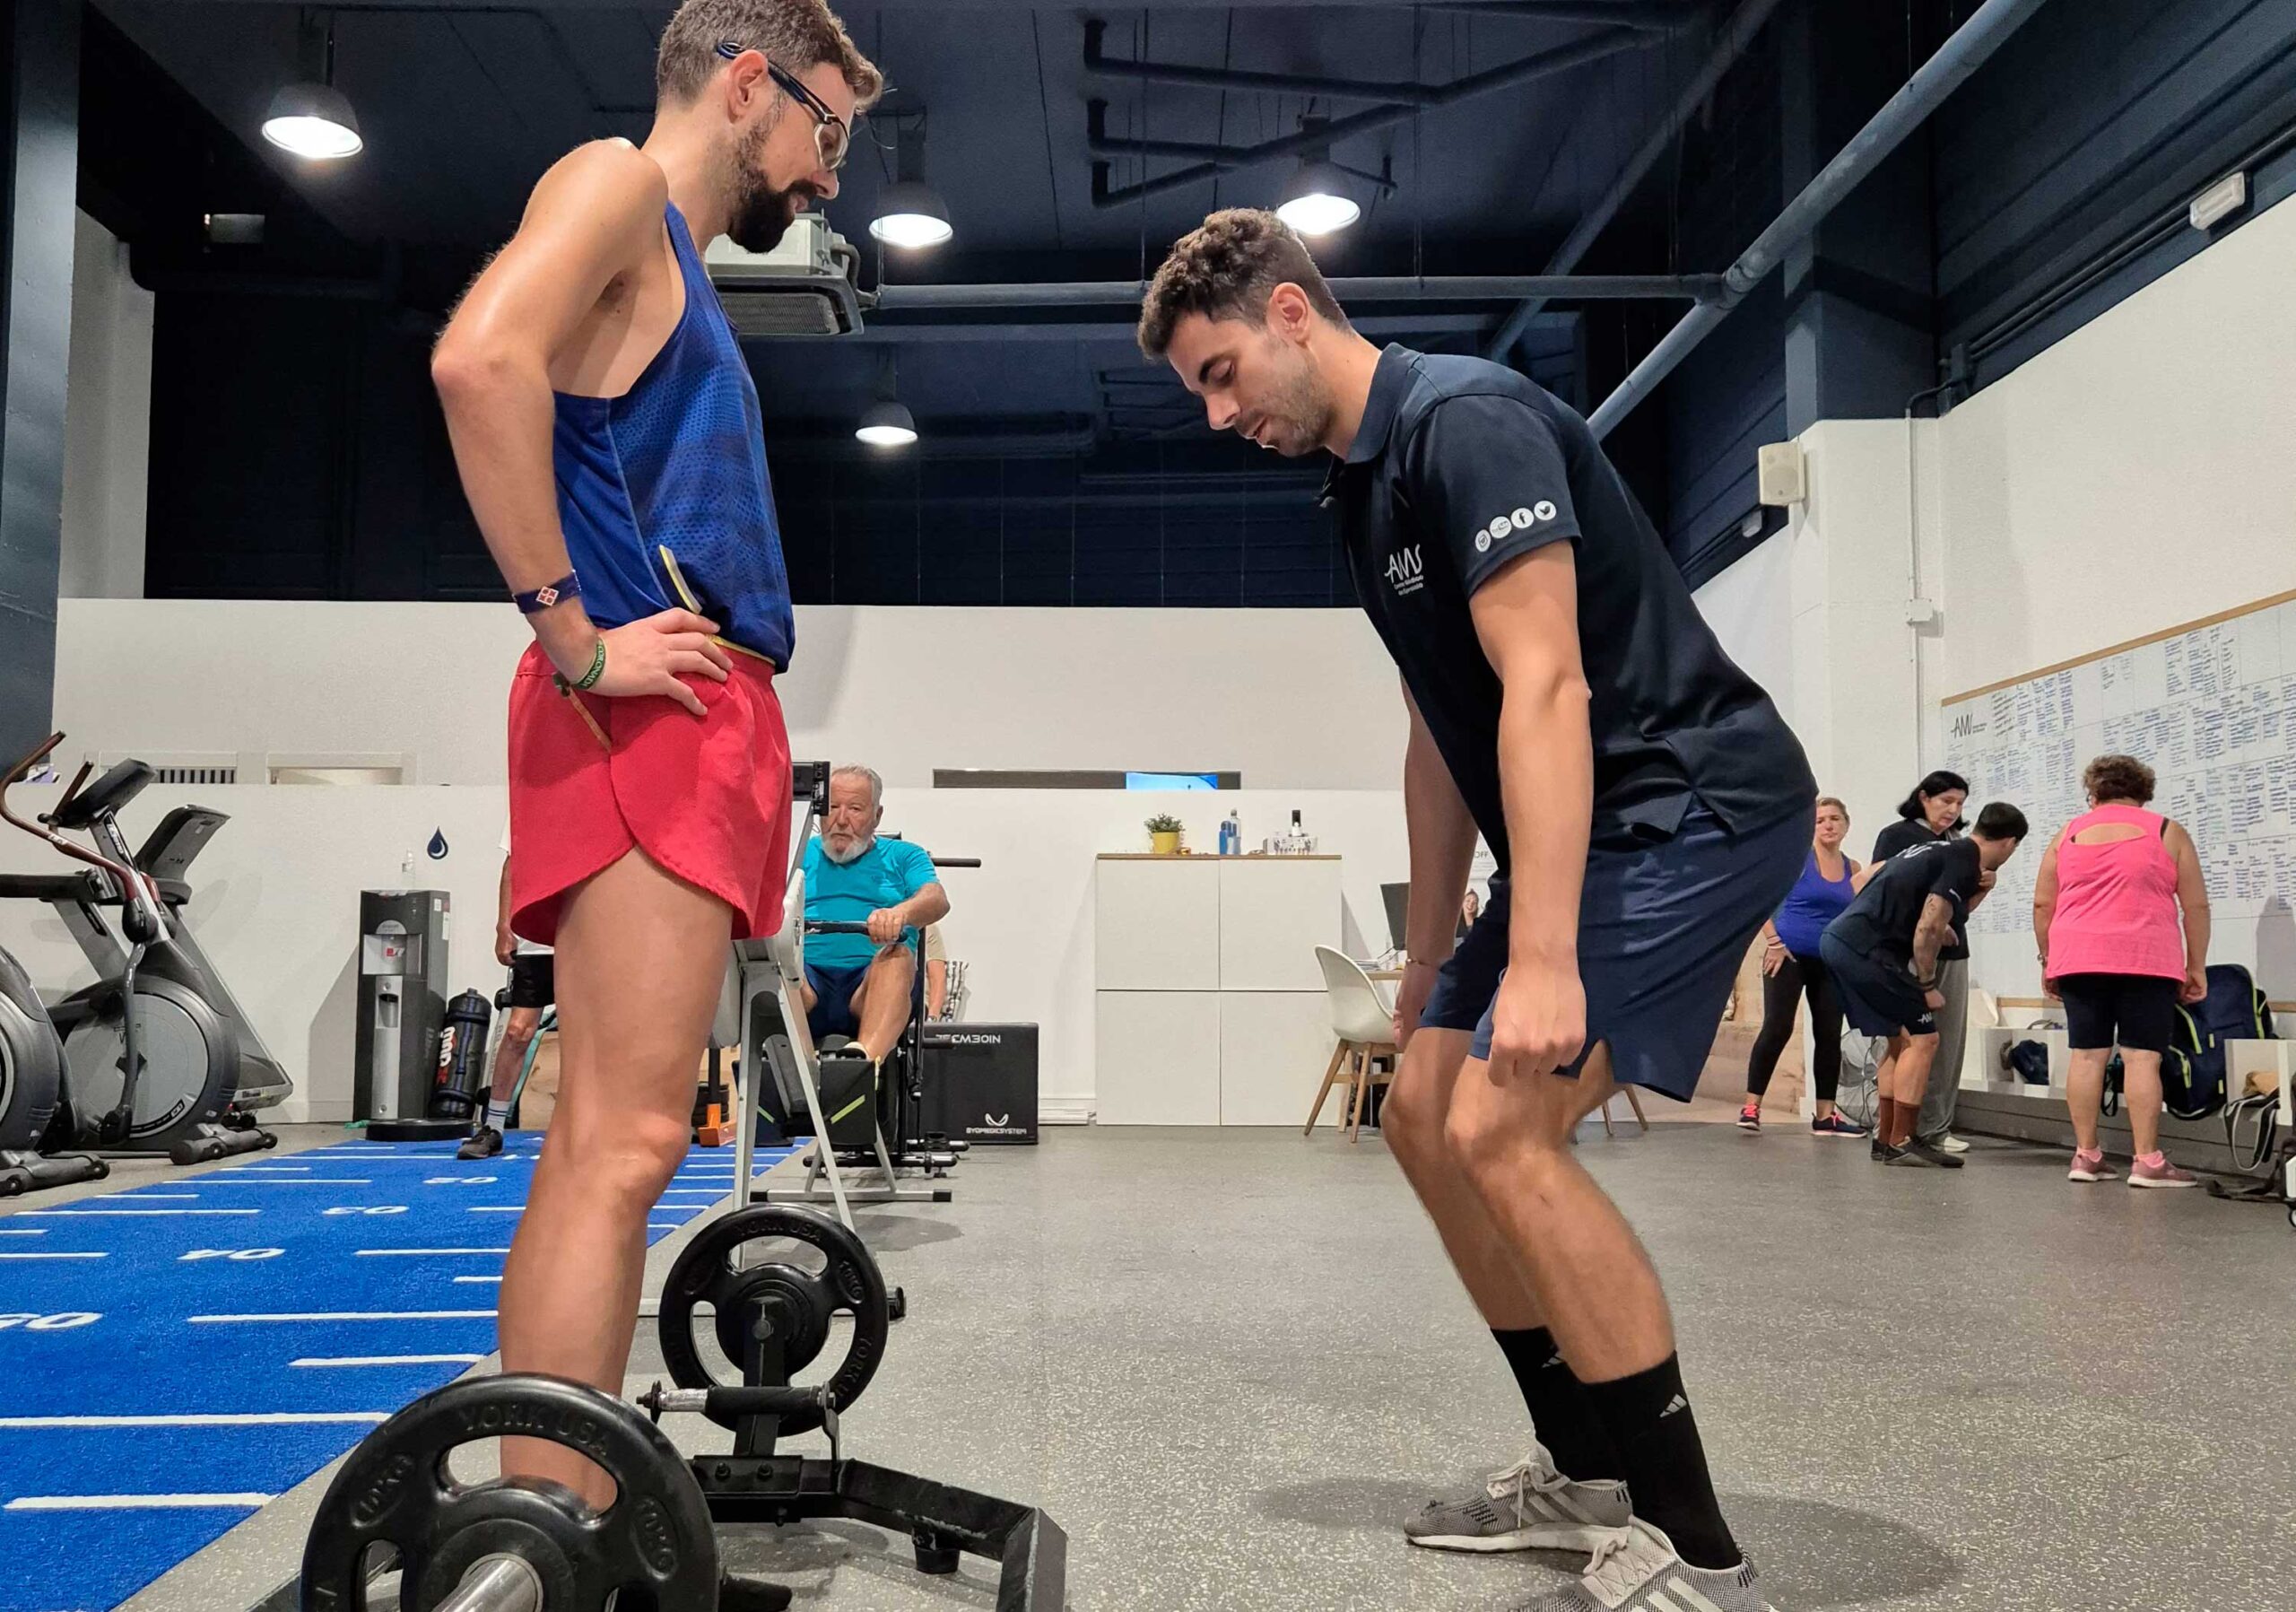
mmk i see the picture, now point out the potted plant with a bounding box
[1144,813,1185,855]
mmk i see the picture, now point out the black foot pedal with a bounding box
[913,1531,961,1575]
[721,1573,796,1610]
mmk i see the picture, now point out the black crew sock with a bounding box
[1579,1355,1740,1570]
[1490,1328,1624,1483]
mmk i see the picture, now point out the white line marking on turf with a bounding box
[23,1208,258,1216]
[190,1311,497,1323]
[84,1193,199,1202]
[355,1248,509,1257]
[0,1228,46,1235]
[293,1355,488,1369]
[465,1207,526,1214]
[6,1494,275,1512]
[452,1276,503,1285]
[0,1413,388,1428]
[200,1179,372,1186]
[0,1251,108,1260]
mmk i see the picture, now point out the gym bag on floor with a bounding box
[2166,963,2276,1121]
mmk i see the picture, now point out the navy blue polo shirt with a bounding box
[1323,345,1813,871]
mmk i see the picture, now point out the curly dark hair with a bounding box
[656,0,883,109]
[2083,753,2156,805]
[1137,209,1352,359]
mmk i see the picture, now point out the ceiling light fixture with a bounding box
[856,353,918,448]
[870,116,953,249]
[262,11,362,160]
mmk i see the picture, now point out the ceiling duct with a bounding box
[705,216,866,337]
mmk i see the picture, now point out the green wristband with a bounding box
[572,638,606,691]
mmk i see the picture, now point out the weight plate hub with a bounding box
[657,1203,889,1435]
[300,1372,718,1612]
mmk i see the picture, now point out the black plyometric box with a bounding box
[920,1024,1040,1145]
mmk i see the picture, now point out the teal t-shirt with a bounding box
[802,836,937,972]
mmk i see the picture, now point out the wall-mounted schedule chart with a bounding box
[1944,588,2296,1003]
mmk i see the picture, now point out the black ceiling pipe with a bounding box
[873,275,1719,310]
[1090,26,1649,210]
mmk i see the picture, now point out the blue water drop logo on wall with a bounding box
[426,829,449,860]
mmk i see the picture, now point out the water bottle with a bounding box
[1220,812,1240,856]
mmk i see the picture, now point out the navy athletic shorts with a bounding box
[1421,800,1813,1102]
[1820,932,1935,1038]
[804,961,872,1043]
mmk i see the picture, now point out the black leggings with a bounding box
[1746,952,1841,1102]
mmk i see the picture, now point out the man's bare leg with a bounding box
[846,944,915,1065]
[1381,1027,1543,1329]
[1386,1027,1630,1537]
[1446,1045,1743,1571]
[495,849,731,1505]
[1886,1032,1942,1147]
[1872,1035,1905,1147]
[488,1007,541,1112]
[1444,1046,1661,1373]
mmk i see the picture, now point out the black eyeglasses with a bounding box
[716,43,849,171]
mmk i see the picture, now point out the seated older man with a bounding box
[800,763,950,1066]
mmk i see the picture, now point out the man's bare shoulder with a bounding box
[519,137,670,240]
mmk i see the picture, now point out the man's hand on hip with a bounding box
[865,908,907,946]
[1485,959,1587,1082]
[551,608,734,718]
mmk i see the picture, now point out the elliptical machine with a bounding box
[0,733,285,1164]
[0,923,108,1197]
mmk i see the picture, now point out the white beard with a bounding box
[822,833,871,866]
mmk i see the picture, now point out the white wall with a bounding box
[1934,189,2296,700]
[52,602,1403,789]
[0,782,1405,1124]
[1700,190,2296,1007]
[59,211,153,600]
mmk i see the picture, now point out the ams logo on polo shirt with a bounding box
[1470,501,1559,555]
[1385,545,1426,597]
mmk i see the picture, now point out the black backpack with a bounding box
[2166,963,2274,1121]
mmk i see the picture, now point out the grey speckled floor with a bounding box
[71,1122,2296,1611]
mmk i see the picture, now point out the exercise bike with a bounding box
[0,733,287,1164]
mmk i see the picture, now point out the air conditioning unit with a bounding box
[705,215,866,337]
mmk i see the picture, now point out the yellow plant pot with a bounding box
[1149,830,1182,855]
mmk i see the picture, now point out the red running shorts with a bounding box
[504,641,792,945]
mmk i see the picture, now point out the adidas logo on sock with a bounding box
[1659,1393,1690,1418]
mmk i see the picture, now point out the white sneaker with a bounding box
[1405,1443,1632,1555]
[1510,1519,1777,1611]
[1935,1133,1970,1154]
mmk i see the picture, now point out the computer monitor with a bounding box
[1380,882,1411,955]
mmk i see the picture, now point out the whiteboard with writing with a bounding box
[1943,593,2296,1002]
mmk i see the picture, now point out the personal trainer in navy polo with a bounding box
[800,763,949,1067]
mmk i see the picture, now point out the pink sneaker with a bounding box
[2067,1149,2118,1183]
[2129,1155,2198,1189]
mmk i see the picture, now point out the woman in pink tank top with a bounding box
[2031,754,2211,1189]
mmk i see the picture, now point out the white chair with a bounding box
[1307,946,1398,1142]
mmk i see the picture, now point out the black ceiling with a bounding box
[94,1,1732,428]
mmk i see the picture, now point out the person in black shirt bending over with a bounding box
[1140,211,1815,1612]
[1869,771,1980,1155]
[1822,802,2030,1166]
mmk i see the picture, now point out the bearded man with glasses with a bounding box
[430,0,880,1509]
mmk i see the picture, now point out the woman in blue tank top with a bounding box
[1740,797,1866,1137]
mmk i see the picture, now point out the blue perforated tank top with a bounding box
[552,204,792,668]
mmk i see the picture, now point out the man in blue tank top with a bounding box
[430,0,880,1508]
[1142,211,1815,1612]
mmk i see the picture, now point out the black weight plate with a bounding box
[657,1203,890,1435]
[300,1372,718,1612]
